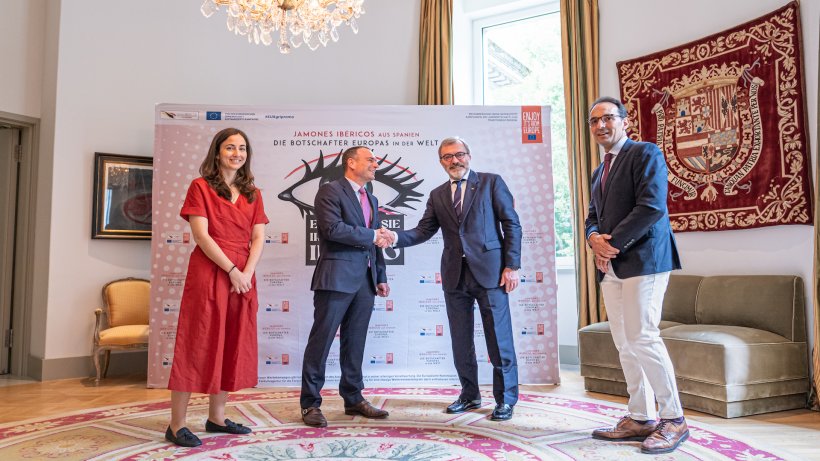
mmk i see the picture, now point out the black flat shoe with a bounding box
[490,403,513,421]
[165,426,202,447]
[205,418,252,434]
[446,398,482,414]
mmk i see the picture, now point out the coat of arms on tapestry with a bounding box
[617,1,813,232]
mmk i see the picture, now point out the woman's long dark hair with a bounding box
[199,127,258,203]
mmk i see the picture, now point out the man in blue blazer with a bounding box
[300,146,391,428]
[584,96,687,454]
[387,136,521,421]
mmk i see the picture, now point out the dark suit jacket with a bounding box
[584,139,681,281]
[311,178,387,293]
[396,171,522,290]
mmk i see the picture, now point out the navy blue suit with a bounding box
[585,139,681,280]
[395,171,521,405]
[300,178,386,409]
[584,137,685,421]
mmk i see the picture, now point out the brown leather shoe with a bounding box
[301,407,327,427]
[344,400,389,419]
[592,416,658,441]
[641,418,689,454]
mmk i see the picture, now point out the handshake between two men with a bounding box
[374,227,396,249]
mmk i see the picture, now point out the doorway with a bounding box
[0,112,38,378]
[0,125,19,374]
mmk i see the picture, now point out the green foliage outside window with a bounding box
[482,11,573,257]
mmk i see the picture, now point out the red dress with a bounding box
[168,178,269,394]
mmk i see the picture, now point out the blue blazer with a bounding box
[311,178,387,293]
[396,171,522,290]
[585,139,681,281]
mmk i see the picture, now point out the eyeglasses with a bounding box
[439,152,469,162]
[587,114,622,126]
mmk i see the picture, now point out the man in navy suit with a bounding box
[385,136,521,421]
[585,96,687,454]
[300,146,391,427]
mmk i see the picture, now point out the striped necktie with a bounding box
[453,179,464,219]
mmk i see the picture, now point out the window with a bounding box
[454,0,579,364]
[463,1,572,259]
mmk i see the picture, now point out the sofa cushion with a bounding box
[98,325,150,346]
[581,320,682,333]
[578,323,620,369]
[661,324,809,387]
[578,320,682,369]
[661,274,702,324]
[694,276,805,341]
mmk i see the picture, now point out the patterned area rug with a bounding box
[0,388,796,460]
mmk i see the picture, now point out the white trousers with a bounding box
[600,268,683,420]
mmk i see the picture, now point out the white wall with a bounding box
[39,0,420,361]
[599,0,819,346]
[0,0,46,118]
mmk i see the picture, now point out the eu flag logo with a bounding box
[206,111,222,120]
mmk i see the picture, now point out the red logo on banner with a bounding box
[436,325,443,336]
[282,300,290,312]
[282,354,289,365]
[386,353,394,364]
[386,300,394,311]
[521,106,543,144]
[282,232,289,244]
[537,324,544,335]
[536,272,544,283]
[183,232,190,244]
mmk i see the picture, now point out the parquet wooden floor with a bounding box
[1,367,818,459]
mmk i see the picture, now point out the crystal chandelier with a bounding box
[201,0,365,54]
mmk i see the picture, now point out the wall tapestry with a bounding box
[617,1,812,232]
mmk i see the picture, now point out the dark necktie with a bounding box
[453,179,464,219]
[358,187,371,227]
[601,152,614,192]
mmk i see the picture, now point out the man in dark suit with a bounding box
[384,136,521,421]
[584,96,687,454]
[300,146,391,428]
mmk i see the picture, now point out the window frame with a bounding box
[470,2,559,105]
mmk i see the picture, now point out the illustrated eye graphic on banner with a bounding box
[278,150,424,216]
[278,150,425,266]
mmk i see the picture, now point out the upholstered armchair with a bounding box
[92,277,150,383]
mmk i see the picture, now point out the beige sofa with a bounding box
[578,275,810,418]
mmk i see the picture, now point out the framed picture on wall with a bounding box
[91,153,153,239]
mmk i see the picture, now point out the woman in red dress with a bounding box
[165,128,269,447]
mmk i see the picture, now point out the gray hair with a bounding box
[438,136,471,156]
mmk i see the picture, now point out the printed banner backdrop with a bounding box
[148,104,558,389]
[617,1,813,232]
